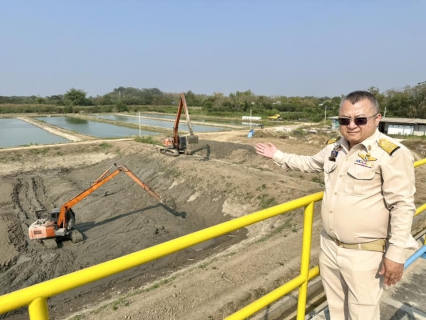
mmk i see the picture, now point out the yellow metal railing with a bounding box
[1,158,425,320]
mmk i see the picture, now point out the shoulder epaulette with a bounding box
[326,137,340,145]
[378,138,400,155]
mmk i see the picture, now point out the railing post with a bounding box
[28,297,49,320]
[297,202,315,320]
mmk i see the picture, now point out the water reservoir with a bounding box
[95,114,232,132]
[125,113,258,127]
[36,116,159,138]
[0,118,69,148]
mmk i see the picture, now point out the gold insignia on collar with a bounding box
[327,137,337,145]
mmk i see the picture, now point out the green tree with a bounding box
[36,96,45,104]
[368,86,387,114]
[115,101,128,112]
[46,95,64,106]
[385,89,411,117]
[64,88,87,106]
[185,90,201,106]
[412,81,426,118]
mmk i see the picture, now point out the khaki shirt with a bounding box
[272,129,418,263]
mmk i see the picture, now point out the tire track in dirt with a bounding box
[12,176,49,222]
[31,176,49,213]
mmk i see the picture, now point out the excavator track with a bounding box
[42,239,58,249]
[160,148,180,157]
[70,230,84,243]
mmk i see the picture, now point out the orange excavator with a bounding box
[160,93,198,156]
[28,163,163,248]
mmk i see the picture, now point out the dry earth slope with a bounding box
[0,129,425,320]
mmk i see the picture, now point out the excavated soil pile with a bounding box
[1,132,425,320]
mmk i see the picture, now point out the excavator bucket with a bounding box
[183,135,198,155]
[186,134,198,145]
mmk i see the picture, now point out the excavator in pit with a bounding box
[160,93,199,156]
[28,163,163,249]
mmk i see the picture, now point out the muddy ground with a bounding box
[1,128,426,320]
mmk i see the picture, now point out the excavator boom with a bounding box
[118,165,162,203]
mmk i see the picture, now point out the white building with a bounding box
[379,117,426,136]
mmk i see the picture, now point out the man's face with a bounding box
[338,99,381,148]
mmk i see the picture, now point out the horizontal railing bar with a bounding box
[225,266,320,320]
[414,158,426,168]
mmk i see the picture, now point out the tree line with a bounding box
[1,82,425,121]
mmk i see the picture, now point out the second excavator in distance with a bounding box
[160,93,199,156]
[28,163,163,248]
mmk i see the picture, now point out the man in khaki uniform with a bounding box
[255,91,417,319]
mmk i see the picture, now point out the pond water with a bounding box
[0,118,69,148]
[95,114,230,133]
[134,113,176,120]
[121,113,236,124]
[35,116,159,138]
[1,114,247,149]
[116,113,261,127]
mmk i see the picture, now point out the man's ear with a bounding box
[375,113,382,126]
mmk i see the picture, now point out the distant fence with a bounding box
[242,116,262,120]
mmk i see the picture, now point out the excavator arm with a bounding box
[181,93,196,137]
[56,163,162,229]
[171,94,185,149]
[29,163,163,241]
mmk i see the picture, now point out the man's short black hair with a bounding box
[340,90,379,113]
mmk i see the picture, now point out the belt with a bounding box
[331,237,386,252]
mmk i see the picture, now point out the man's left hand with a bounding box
[379,257,404,286]
[255,142,277,159]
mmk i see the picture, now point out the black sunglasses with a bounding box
[337,113,378,126]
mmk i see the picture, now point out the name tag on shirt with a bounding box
[354,159,374,168]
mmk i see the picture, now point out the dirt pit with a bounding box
[1,130,425,320]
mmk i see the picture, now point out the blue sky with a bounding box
[1,1,425,98]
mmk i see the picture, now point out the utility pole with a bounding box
[139,111,141,137]
[325,105,327,122]
[319,103,326,122]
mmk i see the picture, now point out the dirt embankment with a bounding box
[0,129,425,320]
[17,116,95,142]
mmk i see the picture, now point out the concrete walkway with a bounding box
[310,254,426,320]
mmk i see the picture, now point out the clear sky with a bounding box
[1,1,425,98]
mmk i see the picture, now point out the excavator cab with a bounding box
[49,207,76,232]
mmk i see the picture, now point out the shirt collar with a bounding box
[338,129,382,151]
[359,129,381,151]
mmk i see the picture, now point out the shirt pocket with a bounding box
[323,162,337,189]
[344,166,378,196]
